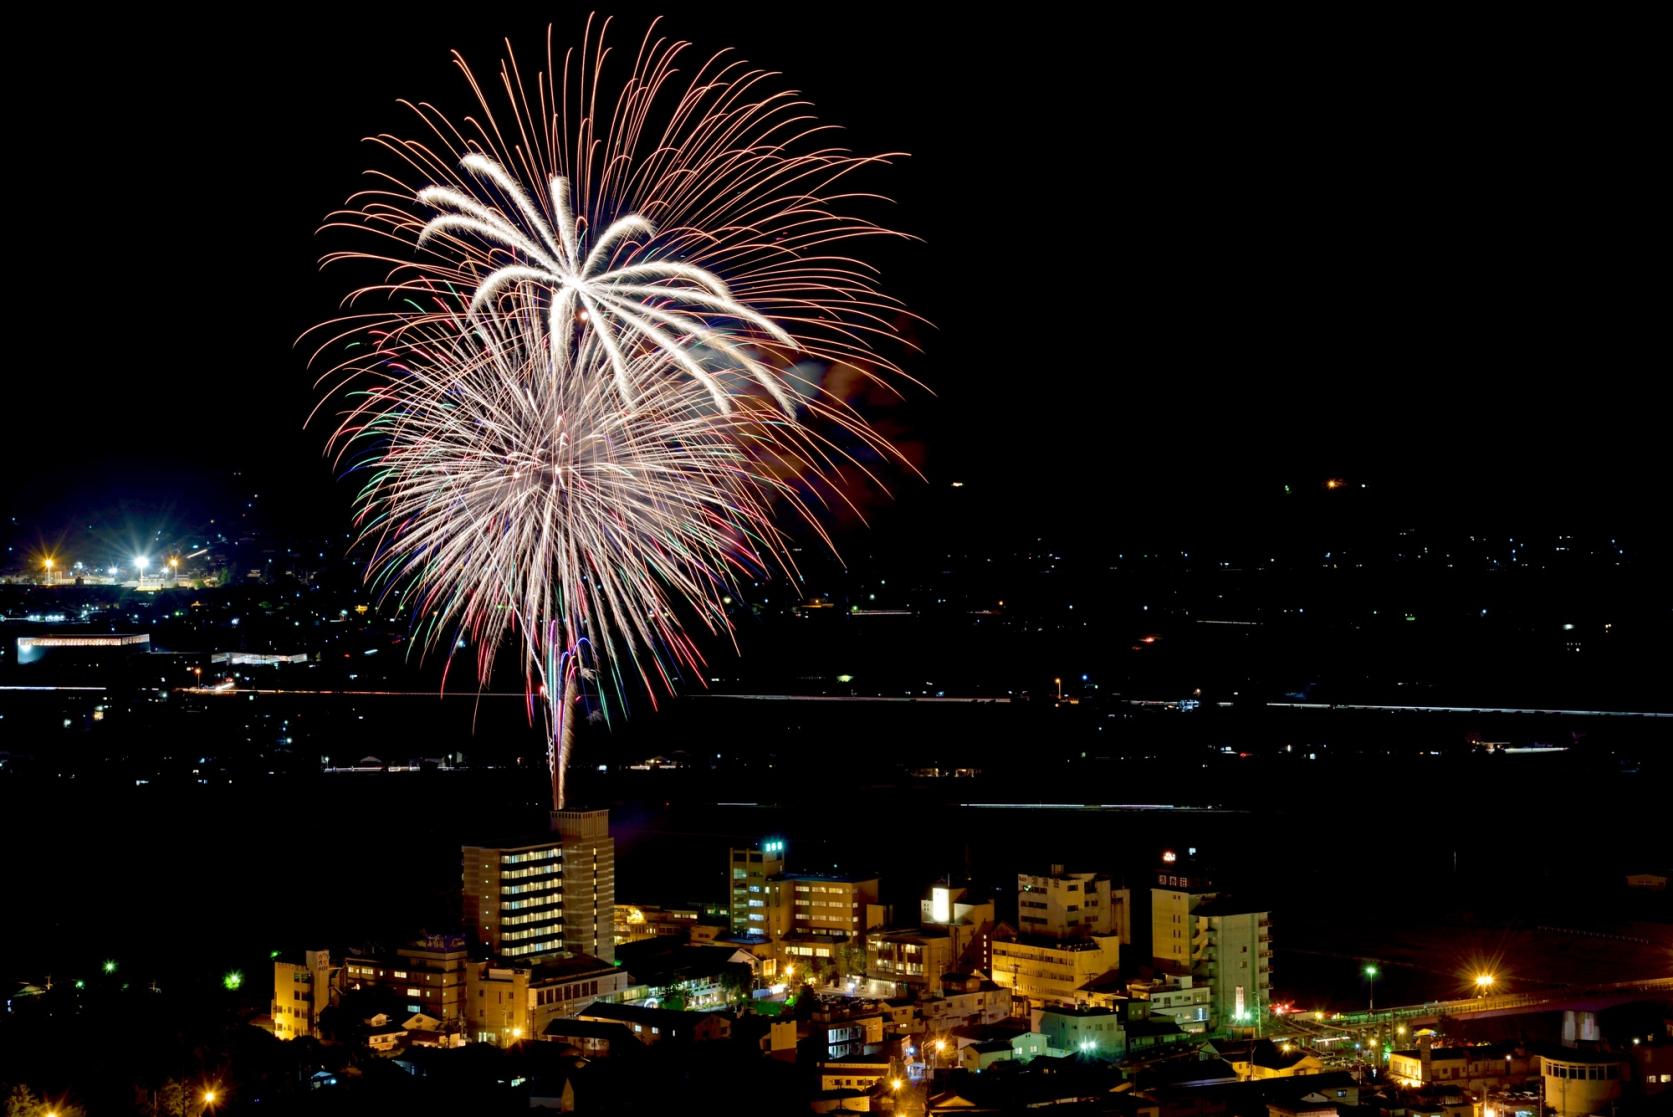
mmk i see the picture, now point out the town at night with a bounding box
[1,7,1667,1116]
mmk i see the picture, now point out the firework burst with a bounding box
[311,16,916,808]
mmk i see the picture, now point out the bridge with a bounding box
[1274,976,1673,1041]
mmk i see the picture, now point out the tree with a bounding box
[4,1084,86,1117]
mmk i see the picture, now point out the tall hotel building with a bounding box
[463,809,616,964]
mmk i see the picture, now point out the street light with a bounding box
[1475,973,1495,998]
[1364,964,1379,1013]
[43,557,53,585]
[135,555,149,587]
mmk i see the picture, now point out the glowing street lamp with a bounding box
[43,557,54,585]
[1475,973,1495,997]
[135,555,149,587]
[1364,964,1379,1013]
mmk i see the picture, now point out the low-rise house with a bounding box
[540,1017,640,1057]
[819,1054,893,1092]
[575,1000,732,1045]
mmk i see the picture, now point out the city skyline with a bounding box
[1,9,1667,1116]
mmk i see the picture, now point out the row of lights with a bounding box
[41,556,179,579]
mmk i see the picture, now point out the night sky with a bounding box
[4,8,1661,548]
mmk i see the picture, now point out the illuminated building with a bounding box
[866,883,1001,993]
[989,933,1120,1008]
[1038,1005,1123,1059]
[866,926,955,991]
[1540,1051,1627,1117]
[1017,866,1131,945]
[15,632,149,665]
[784,873,882,939]
[1124,972,1213,1033]
[1150,859,1270,1029]
[615,902,701,945]
[272,949,337,1040]
[728,838,785,936]
[462,808,616,963]
[465,953,629,1046]
[342,935,469,1023]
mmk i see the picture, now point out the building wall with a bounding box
[531,968,631,1039]
[343,940,469,1024]
[921,985,1014,1033]
[1203,911,1270,1027]
[729,842,785,936]
[990,935,1119,1007]
[1040,1009,1124,1058]
[463,841,565,959]
[553,810,615,963]
[463,810,616,964]
[1151,883,1209,975]
[1540,1055,1625,1117]
[1143,982,1213,1032]
[787,876,881,938]
[272,949,334,1041]
[467,964,531,1045]
[866,932,954,990]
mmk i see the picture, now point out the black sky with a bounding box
[2,7,1662,548]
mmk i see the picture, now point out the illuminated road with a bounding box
[1265,701,1673,719]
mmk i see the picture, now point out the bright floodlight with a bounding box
[135,556,149,572]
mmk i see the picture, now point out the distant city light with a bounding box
[223,971,243,991]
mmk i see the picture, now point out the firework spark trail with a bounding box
[311,16,917,809]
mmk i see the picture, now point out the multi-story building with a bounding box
[1150,860,1270,1029]
[1126,973,1213,1033]
[990,933,1120,1008]
[869,884,1001,994]
[866,926,956,991]
[728,839,786,937]
[615,902,701,945]
[343,935,470,1024]
[920,972,1014,1034]
[462,808,616,963]
[272,949,337,1041]
[1388,1042,1538,1092]
[465,953,630,1046]
[1038,1005,1124,1058]
[784,874,882,939]
[1017,868,1131,945]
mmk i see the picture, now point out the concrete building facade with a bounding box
[462,808,616,963]
[1150,862,1269,1029]
[990,934,1120,1008]
[272,949,336,1041]
[1017,867,1131,945]
[729,839,785,936]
